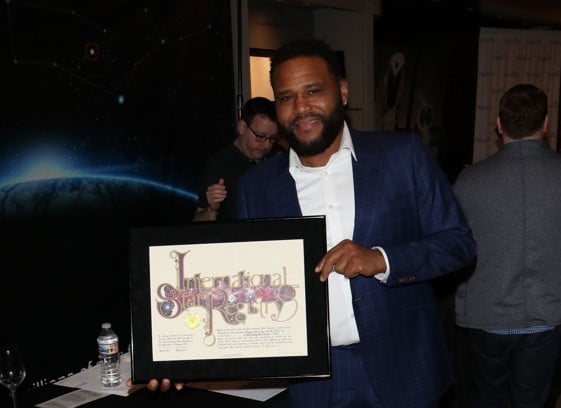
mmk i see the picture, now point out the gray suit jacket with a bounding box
[454,139,561,329]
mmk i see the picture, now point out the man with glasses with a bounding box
[192,96,279,221]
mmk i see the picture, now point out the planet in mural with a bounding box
[0,174,197,221]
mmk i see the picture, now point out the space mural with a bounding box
[0,0,235,387]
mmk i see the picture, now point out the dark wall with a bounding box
[374,3,479,182]
[0,0,235,389]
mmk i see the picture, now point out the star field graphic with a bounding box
[1,0,235,222]
[0,0,235,388]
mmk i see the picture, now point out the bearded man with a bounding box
[235,38,476,408]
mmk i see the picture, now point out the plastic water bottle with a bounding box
[97,322,122,387]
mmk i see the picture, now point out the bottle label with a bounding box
[98,343,119,355]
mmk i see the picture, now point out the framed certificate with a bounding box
[129,216,330,383]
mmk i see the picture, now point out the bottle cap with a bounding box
[101,322,111,329]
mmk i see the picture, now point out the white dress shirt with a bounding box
[288,123,361,346]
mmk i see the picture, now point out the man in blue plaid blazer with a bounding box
[237,39,476,408]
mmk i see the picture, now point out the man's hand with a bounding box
[206,178,227,211]
[126,377,184,392]
[314,239,387,282]
[192,178,227,221]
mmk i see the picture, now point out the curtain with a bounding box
[473,27,561,162]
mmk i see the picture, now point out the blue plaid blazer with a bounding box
[237,129,475,407]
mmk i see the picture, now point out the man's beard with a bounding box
[280,99,345,157]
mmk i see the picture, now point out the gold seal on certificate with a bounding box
[185,313,201,329]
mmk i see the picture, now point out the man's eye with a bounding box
[278,95,292,102]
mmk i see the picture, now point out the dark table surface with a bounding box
[11,383,291,408]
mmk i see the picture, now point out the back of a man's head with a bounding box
[499,83,548,139]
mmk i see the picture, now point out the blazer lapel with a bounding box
[268,158,303,218]
[351,134,384,245]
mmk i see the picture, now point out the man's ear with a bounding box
[339,78,349,107]
[237,118,247,135]
[542,114,549,132]
[496,117,503,135]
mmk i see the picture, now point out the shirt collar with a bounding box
[289,122,356,170]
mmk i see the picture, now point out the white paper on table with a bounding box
[186,379,288,402]
[53,352,144,397]
[35,389,108,408]
[44,351,286,404]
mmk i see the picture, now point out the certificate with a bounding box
[129,216,330,383]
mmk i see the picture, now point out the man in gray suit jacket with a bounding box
[454,83,561,408]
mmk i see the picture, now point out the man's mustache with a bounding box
[288,113,323,129]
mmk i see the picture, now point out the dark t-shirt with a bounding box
[196,143,256,220]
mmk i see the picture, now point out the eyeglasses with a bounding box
[244,119,279,144]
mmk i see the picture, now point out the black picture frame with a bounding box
[129,216,330,384]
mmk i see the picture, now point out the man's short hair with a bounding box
[499,84,548,139]
[241,96,276,124]
[269,38,344,85]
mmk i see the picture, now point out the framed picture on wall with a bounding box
[128,216,330,383]
[250,48,274,99]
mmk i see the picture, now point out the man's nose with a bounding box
[294,94,311,114]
